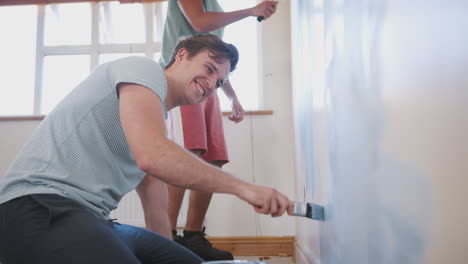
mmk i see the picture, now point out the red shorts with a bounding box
[180,93,229,164]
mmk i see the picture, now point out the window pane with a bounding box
[41,55,90,114]
[153,52,161,63]
[217,0,259,110]
[0,5,37,116]
[99,53,145,65]
[99,2,145,44]
[153,1,168,42]
[44,3,91,45]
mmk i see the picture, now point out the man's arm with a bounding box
[119,83,290,216]
[221,79,244,123]
[178,0,278,33]
[119,83,241,194]
[136,175,172,239]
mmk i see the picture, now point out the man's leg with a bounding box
[0,194,140,264]
[182,159,233,261]
[167,183,187,243]
[177,96,232,260]
[113,222,202,264]
[184,160,223,231]
[167,149,232,261]
[185,94,228,232]
[167,184,187,231]
[167,149,205,233]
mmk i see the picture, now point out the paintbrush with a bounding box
[290,201,325,221]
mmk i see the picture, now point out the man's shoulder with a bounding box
[111,56,160,66]
[107,56,163,75]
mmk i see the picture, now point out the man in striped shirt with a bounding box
[0,34,291,264]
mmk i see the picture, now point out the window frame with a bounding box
[0,0,267,119]
[32,2,164,115]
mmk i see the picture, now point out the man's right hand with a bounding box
[235,181,290,217]
[251,1,278,21]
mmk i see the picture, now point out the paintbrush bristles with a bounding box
[291,201,325,221]
[308,203,325,221]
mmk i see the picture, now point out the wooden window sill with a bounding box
[0,116,46,121]
[0,110,273,121]
[222,110,273,116]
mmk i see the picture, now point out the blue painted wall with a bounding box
[291,0,468,263]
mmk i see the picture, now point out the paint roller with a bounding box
[290,201,325,221]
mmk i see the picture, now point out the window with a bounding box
[0,0,260,116]
[0,5,37,116]
[217,0,260,111]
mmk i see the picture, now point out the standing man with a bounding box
[0,34,290,264]
[157,0,279,261]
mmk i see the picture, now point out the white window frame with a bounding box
[32,2,165,115]
[0,0,264,118]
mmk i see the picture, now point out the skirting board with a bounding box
[294,242,317,264]
[207,236,295,257]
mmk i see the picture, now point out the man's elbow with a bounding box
[133,140,169,175]
[189,19,210,33]
[135,156,152,174]
[134,150,161,174]
[192,23,206,33]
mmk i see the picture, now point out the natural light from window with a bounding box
[41,55,90,114]
[0,0,261,117]
[217,0,259,111]
[0,6,37,116]
[44,3,91,45]
[99,2,145,44]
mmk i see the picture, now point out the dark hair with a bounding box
[164,34,239,72]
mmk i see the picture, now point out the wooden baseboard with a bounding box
[207,236,295,256]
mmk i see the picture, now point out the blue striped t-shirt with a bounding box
[0,56,167,219]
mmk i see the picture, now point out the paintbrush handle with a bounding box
[291,201,308,216]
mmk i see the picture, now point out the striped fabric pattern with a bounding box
[0,56,167,219]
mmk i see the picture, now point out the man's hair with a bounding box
[164,34,239,72]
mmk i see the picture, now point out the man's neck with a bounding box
[163,69,180,111]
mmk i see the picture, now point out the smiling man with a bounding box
[0,34,291,264]
[163,35,232,106]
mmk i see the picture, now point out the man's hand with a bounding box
[235,182,290,217]
[251,1,278,20]
[220,79,244,123]
[229,97,245,123]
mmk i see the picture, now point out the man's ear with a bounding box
[175,48,188,63]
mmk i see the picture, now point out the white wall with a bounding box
[380,1,468,263]
[0,120,39,173]
[0,1,296,237]
[291,0,468,263]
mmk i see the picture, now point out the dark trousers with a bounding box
[0,194,202,264]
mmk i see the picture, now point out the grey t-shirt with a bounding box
[159,0,224,68]
[0,56,167,219]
